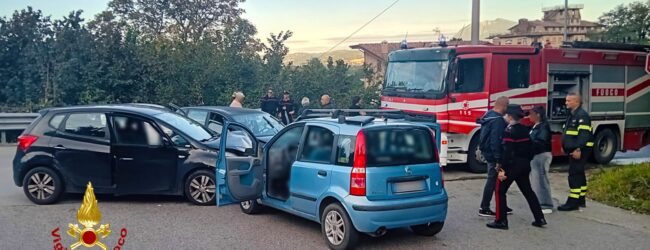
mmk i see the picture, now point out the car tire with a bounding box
[467,136,487,173]
[22,167,64,205]
[240,199,263,214]
[591,128,618,164]
[184,170,216,206]
[410,221,444,236]
[321,203,359,250]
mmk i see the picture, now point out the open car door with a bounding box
[216,121,264,206]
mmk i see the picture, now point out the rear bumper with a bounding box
[12,152,23,186]
[342,192,448,233]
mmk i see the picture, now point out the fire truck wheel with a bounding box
[467,136,487,173]
[591,128,618,164]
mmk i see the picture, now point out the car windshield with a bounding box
[232,113,284,137]
[154,112,213,141]
[384,61,448,93]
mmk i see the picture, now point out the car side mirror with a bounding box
[162,137,172,147]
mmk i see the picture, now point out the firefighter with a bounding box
[558,92,594,211]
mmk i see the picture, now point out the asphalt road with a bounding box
[1,146,649,249]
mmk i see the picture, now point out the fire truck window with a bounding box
[508,59,530,89]
[453,59,484,93]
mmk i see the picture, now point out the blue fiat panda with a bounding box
[216,111,448,250]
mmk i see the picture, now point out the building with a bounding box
[491,4,603,47]
[350,40,490,76]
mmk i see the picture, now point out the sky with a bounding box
[0,0,640,53]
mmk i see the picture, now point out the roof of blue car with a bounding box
[306,116,431,135]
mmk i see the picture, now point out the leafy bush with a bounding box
[589,163,650,214]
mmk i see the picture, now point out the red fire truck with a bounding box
[381,42,650,172]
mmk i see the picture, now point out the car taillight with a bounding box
[440,166,445,188]
[18,135,38,152]
[350,130,366,196]
[431,130,440,163]
[431,130,444,187]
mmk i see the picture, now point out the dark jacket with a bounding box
[278,99,295,125]
[348,103,362,116]
[260,96,279,115]
[501,122,534,170]
[321,102,333,109]
[562,106,593,154]
[477,110,507,163]
[530,121,552,155]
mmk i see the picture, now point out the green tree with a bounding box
[593,1,650,44]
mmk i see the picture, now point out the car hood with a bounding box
[257,135,274,143]
[202,132,254,153]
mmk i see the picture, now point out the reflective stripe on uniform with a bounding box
[570,188,582,193]
[586,142,594,147]
[566,130,579,135]
[580,192,587,196]
[569,193,581,198]
[578,125,592,131]
[581,186,588,190]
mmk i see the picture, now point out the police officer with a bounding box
[558,92,594,211]
[487,104,546,230]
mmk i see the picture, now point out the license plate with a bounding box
[393,180,426,193]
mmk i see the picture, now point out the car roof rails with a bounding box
[296,109,437,125]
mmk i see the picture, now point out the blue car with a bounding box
[216,113,448,249]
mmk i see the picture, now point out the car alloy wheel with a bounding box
[189,175,215,204]
[27,172,55,200]
[325,210,346,246]
[241,200,252,210]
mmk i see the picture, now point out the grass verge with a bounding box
[589,163,650,214]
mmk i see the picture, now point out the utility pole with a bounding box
[471,0,480,45]
[563,0,568,42]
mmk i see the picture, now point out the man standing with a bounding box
[320,94,333,109]
[558,92,593,211]
[278,91,295,125]
[477,96,509,217]
[260,88,279,115]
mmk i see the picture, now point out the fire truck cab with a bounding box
[381,42,650,173]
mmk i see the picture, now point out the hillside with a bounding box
[285,50,363,65]
[454,18,516,40]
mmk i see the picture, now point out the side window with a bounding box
[299,126,335,163]
[508,59,530,89]
[49,114,65,129]
[452,58,484,93]
[63,113,107,139]
[207,112,225,133]
[336,135,356,166]
[187,110,208,124]
[268,126,304,169]
[159,124,190,147]
[112,116,162,146]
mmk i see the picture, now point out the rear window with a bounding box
[365,128,436,167]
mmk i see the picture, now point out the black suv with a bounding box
[12,104,246,205]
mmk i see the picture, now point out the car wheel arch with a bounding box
[318,194,359,231]
[181,167,215,194]
[21,165,65,190]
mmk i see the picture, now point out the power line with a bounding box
[320,0,400,57]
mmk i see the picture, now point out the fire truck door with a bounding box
[447,53,491,135]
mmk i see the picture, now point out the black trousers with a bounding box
[567,150,590,205]
[495,165,544,222]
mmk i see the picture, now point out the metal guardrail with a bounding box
[0,113,38,144]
